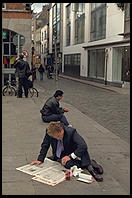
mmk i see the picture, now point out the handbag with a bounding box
[27,79,33,88]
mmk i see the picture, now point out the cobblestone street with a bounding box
[35,74,130,143]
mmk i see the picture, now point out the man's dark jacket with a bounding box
[40,96,65,116]
[14,59,31,78]
[37,125,88,162]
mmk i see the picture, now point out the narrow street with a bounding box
[35,74,130,143]
[2,3,130,196]
[2,77,130,194]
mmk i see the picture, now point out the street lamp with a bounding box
[53,29,58,81]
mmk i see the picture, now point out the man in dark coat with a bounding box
[14,54,31,98]
[30,122,103,182]
[38,64,45,80]
[40,90,70,126]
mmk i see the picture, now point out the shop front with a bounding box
[2,29,25,84]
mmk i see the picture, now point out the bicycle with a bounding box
[3,80,17,96]
[28,86,39,97]
[15,80,39,98]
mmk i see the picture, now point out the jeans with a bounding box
[42,113,69,126]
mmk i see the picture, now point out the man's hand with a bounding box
[63,107,69,112]
[61,156,71,166]
[15,56,19,61]
[30,160,42,165]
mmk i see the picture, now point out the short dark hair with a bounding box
[54,90,64,97]
[19,54,24,59]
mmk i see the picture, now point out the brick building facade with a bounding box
[2,3,32,85]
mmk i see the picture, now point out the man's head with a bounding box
[47,122,64,140]
[54,90,64,101]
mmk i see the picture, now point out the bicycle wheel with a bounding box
[29,87,39,97]
[3,86,16,96]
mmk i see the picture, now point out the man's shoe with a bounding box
[87,165,103,182]
[89,170,103,182]
[91,159,104,174]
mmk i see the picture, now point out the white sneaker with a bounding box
[68,124,72,127]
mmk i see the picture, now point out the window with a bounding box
[64,53,81,76]
[88,49,105,78]
[66,4,71,46]
[44,31,47,39]
[90,3,106,41]
[113,46,130,82]
[53,4,57,25]
[52,3,61,44]
[41,44,43,54]
[74,3,85,44]
[2,3,6,9]
[125,3,130,18]
[44,44,47,53]
[25,3,31,11]
[42,32,43,41]
[2,29,25,68]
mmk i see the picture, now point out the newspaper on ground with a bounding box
[32,167,66,186]
[16,158,60,175]
[16,158,67,186]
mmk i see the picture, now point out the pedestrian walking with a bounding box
[14,54,32,98]
[30,122,103,182]
[40,90,71,126]
[38,64,45,80]
[47,64,54,79]
[31,65,36,82]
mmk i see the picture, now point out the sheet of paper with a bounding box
[16,158,60,176]
[35,167,66,183]
[16,157,67,186]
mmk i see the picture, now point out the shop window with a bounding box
[113,46,130,82]
[64,53,80,76]
[3,29,9,42]
[2,29,25,68]
[4,44,9,55]
[88,49,105,78]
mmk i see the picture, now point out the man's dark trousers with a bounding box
[18,77,28,98]
[42,113,69,126]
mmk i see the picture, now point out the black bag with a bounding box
[27,79,33,88]
[26,70,32,78]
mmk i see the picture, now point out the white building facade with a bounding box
[62,3,130,87]
[41,25,49,65]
